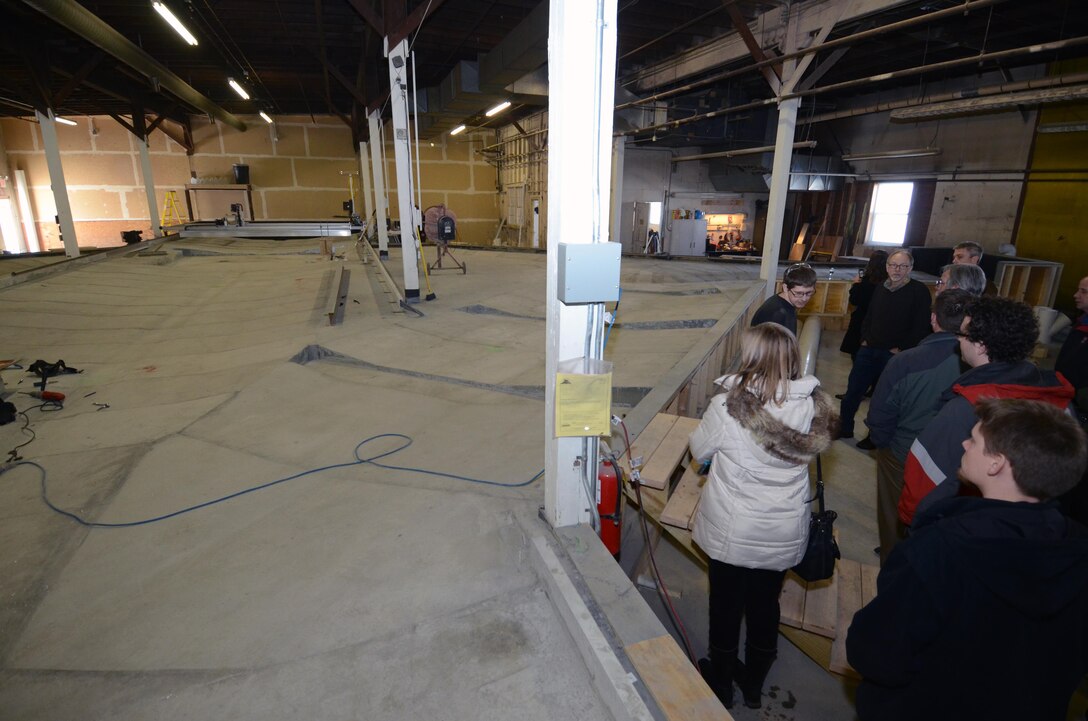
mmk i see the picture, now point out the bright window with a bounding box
[865,182,914,246]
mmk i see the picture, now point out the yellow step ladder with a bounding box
[161,190,187,231]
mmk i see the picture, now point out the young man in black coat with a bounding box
[847,398,1088,721]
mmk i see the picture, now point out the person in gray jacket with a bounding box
[864,289,972,563]
[690,323,837,709]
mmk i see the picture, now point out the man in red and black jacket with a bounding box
[899,296,1074,526]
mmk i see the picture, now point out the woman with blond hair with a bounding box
[691,322,837,709]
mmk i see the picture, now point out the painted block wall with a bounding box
[1015,103,1088,313]
[0,113,500,251]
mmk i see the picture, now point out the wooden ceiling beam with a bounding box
[343,0,384,36]
[387,0,448,49]
[53,50,104,107]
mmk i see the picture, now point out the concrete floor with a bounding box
[0,240,780,720]
[17,241,1060,720]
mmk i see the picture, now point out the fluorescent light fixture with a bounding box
[54,117,78,126]
[842,147,941,162]
[450,125,466,136]
[153,2,198,46]
[259,111,273,124]
[228,79,250,100]
[484,101,511,117]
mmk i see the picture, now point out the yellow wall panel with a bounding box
[190,155,235,181]
[10,153,49,183]
[55,123,92,152]
[445,191,498,218]
[445,138,472,162]
[244,157,295,187]
[1015,97,1088,313]
[191,120,223,154]
[223,125,275,155]
[125,190,154,220]
[456,219,497,245]
[423,163,471,191]
[65,154,137,185]
[93,120,134,152]
[307,126,353,157]
[294,157,358,188]
[272,125,306,156]
[262,189,346,218]
[69,188,122,219]
[150,155,191,186]
[473,162,497,190]
[1,118,37,151]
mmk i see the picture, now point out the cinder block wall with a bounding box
[0,114,500,251]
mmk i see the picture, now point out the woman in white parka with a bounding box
[691,323,837,709]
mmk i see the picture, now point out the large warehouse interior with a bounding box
[1,0,1087,719]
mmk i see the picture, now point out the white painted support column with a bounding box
[36,110,79,257]
[759,97,800,298]
[138,139,159,235]
[387,38,422,301]
[358,140,373,220]
[759,13,802,298]
[609,136,625,254]
[544,0,619,528]
[368,110,390,256]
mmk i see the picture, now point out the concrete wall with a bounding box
[0,113,500,251]
[817,68,1040,256]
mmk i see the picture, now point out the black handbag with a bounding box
[792,455,840,582]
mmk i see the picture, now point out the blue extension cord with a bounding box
[0,433,543,528]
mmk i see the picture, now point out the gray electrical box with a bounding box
[557,242,622,304]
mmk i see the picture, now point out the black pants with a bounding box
[708,559,786,652]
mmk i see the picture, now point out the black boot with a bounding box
[738,645,777,709]
[697,645,737,708]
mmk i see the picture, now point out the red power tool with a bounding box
[22,391,66,402]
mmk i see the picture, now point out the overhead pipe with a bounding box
[20,0,247,131]
[802,71,1088,124]
[616,0,1012,109]
[671,140,816,163]
[616,34,1088,137]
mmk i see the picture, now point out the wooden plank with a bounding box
[800,565,839,639]
[660,464,705,529]
[640,416,701,491]
[625,635,735,721]
[779,571,807,629]
[829,559,863,678]
[860,563,879,607]
[619,413,678,480]
[325,265,350,325]
[781,625,832,670]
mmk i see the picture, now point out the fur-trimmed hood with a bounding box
[725,384,838,465]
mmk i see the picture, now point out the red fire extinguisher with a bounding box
[598,459,622,557]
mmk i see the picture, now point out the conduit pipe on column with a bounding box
[20,0,247,131]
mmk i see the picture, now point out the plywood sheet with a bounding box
[625,635,734,721]
[660,464,704,530]
[800,565,838,639]
[861,563,879,608]
[640,416,700,491]
[779,571,807,629]
[829,559,863,678]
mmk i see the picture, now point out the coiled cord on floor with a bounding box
[0,433,543,529]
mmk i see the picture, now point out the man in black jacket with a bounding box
[847,398,1088,721]
[838,249,931,439]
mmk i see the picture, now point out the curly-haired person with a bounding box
[899,296,1075,525]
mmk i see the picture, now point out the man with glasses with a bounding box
[751,263,818,336]
[838,250,931,441]
[899,296,1074,525]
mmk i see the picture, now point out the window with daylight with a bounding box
[865,182,915,246]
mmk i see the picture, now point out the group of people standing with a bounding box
[687,244,1088,718]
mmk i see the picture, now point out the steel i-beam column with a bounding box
[36,110,79,257]
[387,38,421,301]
